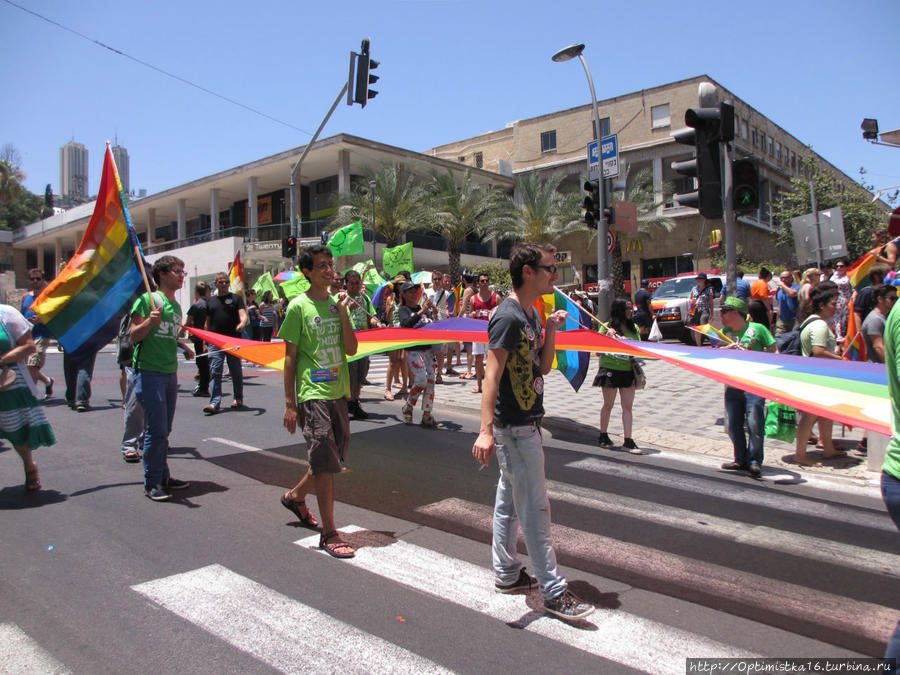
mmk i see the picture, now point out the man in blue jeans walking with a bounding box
[718,296,776,478]
[472,241,594,621]
[203,271,248,414]
[131,255,194,501]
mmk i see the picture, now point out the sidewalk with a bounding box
[364,354,876,485]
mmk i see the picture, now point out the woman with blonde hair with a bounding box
[797,267,821,322]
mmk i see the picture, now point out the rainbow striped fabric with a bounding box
[31,144,145,357]
[847,250,877,290]
[688,323,734,346]
[228,251,245,295]
[533,289,592,391]
[842,301,867,362]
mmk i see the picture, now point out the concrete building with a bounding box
[426,75,870,291]
[111,143,130,195]
[59,141,89,201]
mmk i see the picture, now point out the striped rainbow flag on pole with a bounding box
[533,289,591,391]
[31,143,147,357]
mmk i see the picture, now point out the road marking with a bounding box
[567,456,894,532]
[0,623,70,674]
[545,479,900,577]
[132,564,450,674]
[296,526,755,674]
[203,437,262,453]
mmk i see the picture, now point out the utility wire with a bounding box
[3,0,315,137]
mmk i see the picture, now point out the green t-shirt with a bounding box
[599,321,639,371]
[132,292,183,373]
[882,304,900,479]
[347,292,375,331]
[280,293,350,403]
[800,315,835,357]
[724,321,775,352]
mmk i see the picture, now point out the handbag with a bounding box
[765,402,797,442]
[631,360,646,390]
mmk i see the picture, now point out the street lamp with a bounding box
[552,43,609,321]
[369,179,377,260]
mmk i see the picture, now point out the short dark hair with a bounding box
[509,242,556,289]
[873,283,897,303]
[152,255,184,285]
[298,244,332,276]
[809,281,838,313]
[758,267,770,279]
[28,267,44,279]
[344,269,362,282]
[195,281,209,297]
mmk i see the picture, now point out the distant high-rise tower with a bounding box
[59,141,89,200]
[111,143,130,194]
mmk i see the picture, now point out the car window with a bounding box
[652,278,696,297]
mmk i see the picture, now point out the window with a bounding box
[599,117,611,138]
[741,120,749,140]
[751,127,758,147]
[541,130,557,153]
[791,152,796,172]
[458,156,465,163]
[651,104,670,129]
[474,152,483,169]
[776,142,782,162]
[760,132,766,152]
[769,138,774,157]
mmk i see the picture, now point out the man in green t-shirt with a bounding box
[344,269,379,419]
[131,255,194,501]
[280,244,358,558]
[882,301,900,661]
[718,296,776,478]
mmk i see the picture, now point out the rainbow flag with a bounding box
[847,250,877,290]
[842,301,867,361]
[689,323,734,346]
[31,144,146,357]
[533,289,591,391]
[228,251,245,296]
[449,283,463,317]
[371,281,394,308]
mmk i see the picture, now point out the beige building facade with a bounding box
[426,75,865,292]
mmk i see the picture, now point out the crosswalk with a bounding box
[5,448,899,672]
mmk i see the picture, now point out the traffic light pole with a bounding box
[722,140,737,298]
[289,81,349,244]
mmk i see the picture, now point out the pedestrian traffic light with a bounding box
[282,236,297,258]
[670,102,734,219]
[353,38,379,107]
[582,180,600,229]
[732,158,759,213]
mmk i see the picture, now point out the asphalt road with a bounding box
[0,348,895,673]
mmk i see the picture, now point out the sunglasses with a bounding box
[29,277,43,281]
[531,264,558,274]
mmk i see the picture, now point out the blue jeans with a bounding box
[121,367,144,455]
[724,387,765,467]
[492,423,567,602]
[63,352,96,405]
[882,471,900,668]
[208,346,243,408]
[135,370,178,490]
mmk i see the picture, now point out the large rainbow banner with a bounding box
[32,144,146,357]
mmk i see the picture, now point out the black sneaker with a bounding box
[165,477,190,490]
[623,438,643,455]
[145,485,171,501]
[349,400,369,420]
[45,377,54,399]
[544,590,595,620]
[597,432,614,448]
[495,568,538,594]
[721,461,744,471]
[748,461,762,477]
[192,387,210,397]
[75,402,89,412]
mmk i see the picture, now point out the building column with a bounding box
[177,199,186,242]
[35,245,45,274]
[210,188,220,237]
[147,207,157,244]
[652,157,664,216]
[337,149,351,194]
[54,238,63,275]
[248,176,258,241]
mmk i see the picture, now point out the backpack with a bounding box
[775,316,823,355]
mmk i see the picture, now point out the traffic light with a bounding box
[282,236,297,258]
[670,102,734,219]
[732,158,759,213]
[353,38,379,107]
[582,180,600,229]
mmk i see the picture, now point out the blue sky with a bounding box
[3,0,899,204]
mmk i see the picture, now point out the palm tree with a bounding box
[427,169,516,281]
[482,171,584,245]
[609,167,676,297]
[330,163,430,249]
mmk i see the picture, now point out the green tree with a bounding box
[0,153,44,230]
[771,156,885,262]
[609,167,676,297]
[427,168,516,282]
[331,163,430,251]
[483,171,584,245]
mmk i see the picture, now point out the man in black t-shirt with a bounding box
[203,272,248,414]
[185,281,210,397]
[472,242,594,621]
[633,279,653,339]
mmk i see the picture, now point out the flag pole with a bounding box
[133,245,156,310]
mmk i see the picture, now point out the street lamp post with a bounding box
[369,179,377,260]
[552,42,609,322]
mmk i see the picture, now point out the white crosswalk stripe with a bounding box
[296,526,759,674]
[131,564,452,674]
[0,623,70,674]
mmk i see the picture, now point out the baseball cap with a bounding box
[721,296,747,314]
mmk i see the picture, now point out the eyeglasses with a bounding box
[835,264,846,268]
[478,279,490,284]
[215,279,229,284]
[29,277,43,281]
[531,264,558,274]
[720,307,734,314]
[169,269,186,276]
